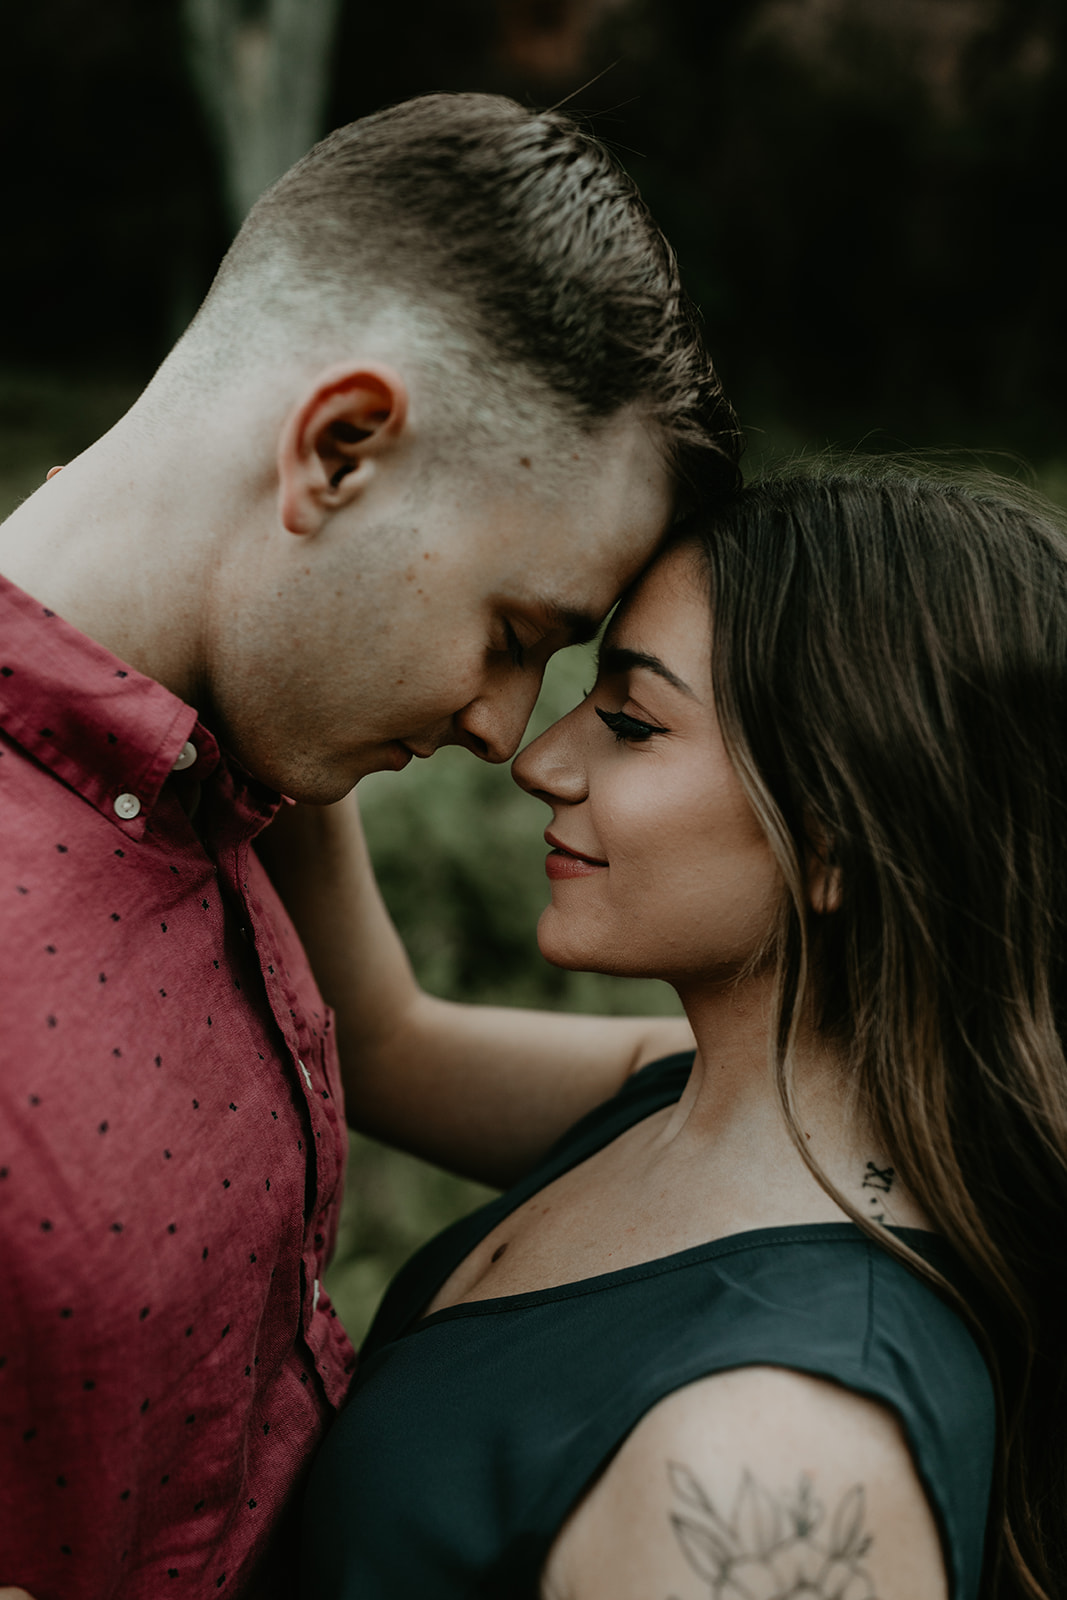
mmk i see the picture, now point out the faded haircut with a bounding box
[184,92,742,503]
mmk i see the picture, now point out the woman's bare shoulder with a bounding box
[543,1364,948,1600]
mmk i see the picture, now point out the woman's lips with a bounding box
[544,832,607,880]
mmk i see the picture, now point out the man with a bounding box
[0,92,739,1596]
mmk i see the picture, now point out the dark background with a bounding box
[3,0,1066,466]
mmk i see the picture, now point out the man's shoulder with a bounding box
[0,735,139,935]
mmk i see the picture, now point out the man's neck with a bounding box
[0,413,227,709]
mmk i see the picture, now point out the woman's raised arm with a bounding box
[256,793,693,1188]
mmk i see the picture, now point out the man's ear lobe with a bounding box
[277,363,409,536]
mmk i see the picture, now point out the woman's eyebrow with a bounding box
[596,643,696,697]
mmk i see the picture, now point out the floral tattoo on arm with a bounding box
[666,1462,879,1599]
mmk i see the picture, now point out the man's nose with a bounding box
[454,674,543,765]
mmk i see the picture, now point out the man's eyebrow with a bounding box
[537,600,603,647]
[596,643,696,697]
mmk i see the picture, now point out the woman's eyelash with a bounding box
[595,707,667,743]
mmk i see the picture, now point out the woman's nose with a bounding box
[512,706,588,804]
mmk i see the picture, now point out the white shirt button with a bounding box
[113,792,141,820]
[312,1278,321,1312]
[298,1058,313,1090]
[172,740,197,772]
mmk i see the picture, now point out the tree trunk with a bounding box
[183,0,344,232]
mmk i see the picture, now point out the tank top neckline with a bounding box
[394,1051,945,1342]
[410,1218,948,1335]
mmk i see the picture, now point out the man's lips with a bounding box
[544,830,608,879]
[391,740,438,764]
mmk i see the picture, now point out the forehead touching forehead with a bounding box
[600,532,709,646]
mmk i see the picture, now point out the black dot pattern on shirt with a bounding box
[3,714,355,1567]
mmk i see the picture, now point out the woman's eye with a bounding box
[594,706,667,743]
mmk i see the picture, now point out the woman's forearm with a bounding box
[257,794,693,1186]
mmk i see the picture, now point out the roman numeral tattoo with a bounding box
[861,1162,895,1194]
[666,1463,879,1599]
[861,1160,896,1223]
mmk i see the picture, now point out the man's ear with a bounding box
[806,823,842,915]
[277,363,408,536]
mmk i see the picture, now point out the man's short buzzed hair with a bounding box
[192,92,741,503]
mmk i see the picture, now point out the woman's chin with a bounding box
[537,913,601,973]
[536,912,634,977]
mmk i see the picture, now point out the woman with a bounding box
[277,466,1067,1600]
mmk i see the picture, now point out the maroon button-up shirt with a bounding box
[0,573,355,1598]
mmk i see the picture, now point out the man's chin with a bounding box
[247,739,425,806]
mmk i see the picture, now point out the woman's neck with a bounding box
[656,969,930,1234]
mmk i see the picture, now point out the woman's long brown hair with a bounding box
[696,463,1067,1599]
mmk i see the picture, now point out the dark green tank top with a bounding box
[301,1053,995,1598]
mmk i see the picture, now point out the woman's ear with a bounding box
[805,823,842,914]
[277,362,409,536]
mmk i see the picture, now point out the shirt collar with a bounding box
[0,572,238,840]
